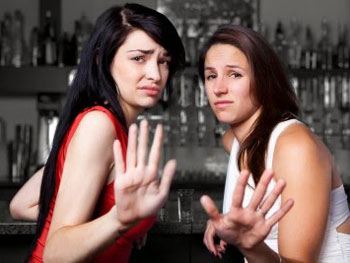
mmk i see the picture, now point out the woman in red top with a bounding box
[9,3,185,262]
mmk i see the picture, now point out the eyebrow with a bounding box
[205,65,244,70]
[127,49,154,54]
[127,49,170,57]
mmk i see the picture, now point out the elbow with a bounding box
[9,199,23,220]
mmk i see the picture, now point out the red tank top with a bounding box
[30,106,156,262]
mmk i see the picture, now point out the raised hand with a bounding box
[203,220,227,258]
[114,120,176,226]
[200,170,294,255]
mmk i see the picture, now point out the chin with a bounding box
[141,99,160,108]
[214,112,235,124]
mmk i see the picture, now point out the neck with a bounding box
[230,107,261,144]
[122,105,144,127]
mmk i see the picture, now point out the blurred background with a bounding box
[0,0,349,262]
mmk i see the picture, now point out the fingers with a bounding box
[158,159,176,199]
[219,240,227,252]
[137,119,149,166]
[248,169,273,211]
[113,140,125,179]
[148,124,163,168]
[230,170,250,209]
[200,195,220,221]
[266,198,294,227]
[126,124,137,169]
[203,221,218,255]
[258,178,286,216]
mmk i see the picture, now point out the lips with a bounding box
[139,86,161,96]
[214,100,233,109]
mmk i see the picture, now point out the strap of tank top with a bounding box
[266,119,301,169]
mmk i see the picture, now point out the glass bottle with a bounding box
[302,26,317,69]
[318,18,333,70]
[288,18,302,69]
[30,27,40,66]
[42,10,57,65]
[12,10,25,67]
[336,23,349,69]
[0,12,13,66]
[273,21,288,66]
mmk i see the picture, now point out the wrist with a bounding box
[108,206,131,236]
[240,242,280,263]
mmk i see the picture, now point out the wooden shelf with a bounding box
[0,181,23,188]
[0,66,75,96]
[289,68,350,77]
[184,66,350,77]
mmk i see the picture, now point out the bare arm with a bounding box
[238,124,332,262]
[202,124,332,262]
[9,167,43,221]
[43,116,174,262]
[273,124,331,262]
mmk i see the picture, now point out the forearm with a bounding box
[16,205,38,221]
[240,242,281,263]
[9,167,43,221]
[43,206,130,262]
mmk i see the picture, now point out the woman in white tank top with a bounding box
[199,25,350,262]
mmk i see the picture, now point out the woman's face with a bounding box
[110,29,171,122]
[204,44,260,130]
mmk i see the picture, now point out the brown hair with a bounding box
[198,25,299,184]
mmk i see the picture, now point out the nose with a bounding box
[145,61,161,83]
[213,77,228,95]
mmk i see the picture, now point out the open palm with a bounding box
[114,120,176,226]
[201,170,294,252]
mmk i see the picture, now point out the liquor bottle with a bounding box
[30,27,40,66]
[73,15,93,65]
[12,10,25,67]
[336,23,350,69]
[318,18,333,70]
[302,26,317,69]
[42,10,57,65]
[288,18,302,69]
[273,21,288,66]
[0,12,13,66]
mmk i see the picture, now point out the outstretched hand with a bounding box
[114,120,176,227]
[201,170,294,256]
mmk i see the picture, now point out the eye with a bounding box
[205,74,216,81]
[229,72,242,78]
[131,56,145,62]
[158,58,171,67]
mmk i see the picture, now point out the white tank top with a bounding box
[222,119,350,262]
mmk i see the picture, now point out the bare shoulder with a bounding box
[74,110,117,140]
[67,110,117,163]
[273,122,332,181]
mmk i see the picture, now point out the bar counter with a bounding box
[0,200,207,236]
[1,184,349,236]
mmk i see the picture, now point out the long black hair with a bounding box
[33,3,185,252]
[198,25,299,184]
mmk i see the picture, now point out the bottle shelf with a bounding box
[0,66,348,97]
[0,66,75,96]
[0,181,24,188]
[184,66,350,76]
[289,68,350,77]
